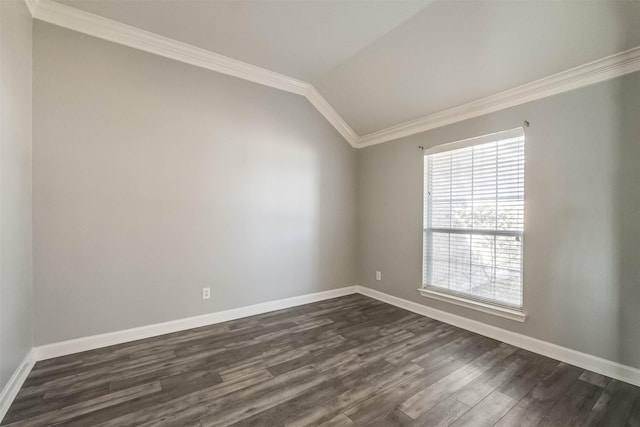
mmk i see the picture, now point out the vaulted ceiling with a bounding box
[314,0,640,135]
[53,0,431,81]
[50,0,640,144]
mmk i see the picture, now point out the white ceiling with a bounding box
[53,0,640,138]
[54,0,430,81]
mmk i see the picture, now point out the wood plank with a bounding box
[579,371,611,389]
[498,354,560,400]
[452,348,536,407]
[199,360,372,427]
[627,395,640,427]
[584,379,640,427]
[450,391,517,427]
[343,357,466,425]
[494,362,583,427]
[4,382,162,427]
[231,360,394,427]
[406,397,470,427]
[285,363,425,426]
[538,379,604,426]
[399,343,517,418]
[90,369,272,427]
[362,409,413,427]
[3,295,639,427]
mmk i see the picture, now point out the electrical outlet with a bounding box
[376,271,382,281]
[202,287,211,300]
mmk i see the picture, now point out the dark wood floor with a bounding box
[3,294,639,426]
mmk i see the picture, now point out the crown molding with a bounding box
[26,0,358,147]
[25,0,640,150]
[30,0,309,95]
[305,87,359,146]
[23,0,37,16]
[357,45,640,148]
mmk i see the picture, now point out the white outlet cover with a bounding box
[202,287,211,299]
[376,271,382,281]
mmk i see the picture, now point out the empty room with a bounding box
[1,0,640,425]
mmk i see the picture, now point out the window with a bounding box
[421,128,525,320]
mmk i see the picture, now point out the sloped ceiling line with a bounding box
[26,0,359,146]
[358,45,640,147]
[25,0,640,149]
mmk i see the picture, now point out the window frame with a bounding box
[419,128,527,322]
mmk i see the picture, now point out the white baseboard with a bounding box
[6,283,638,422]
[356,286,640,387]
[34,286,358,361]
[0,349,36,422]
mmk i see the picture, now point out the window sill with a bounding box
[416,288,527,322]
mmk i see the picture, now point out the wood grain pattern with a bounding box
[2,294,639,426]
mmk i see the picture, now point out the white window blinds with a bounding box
[423,128,525,308]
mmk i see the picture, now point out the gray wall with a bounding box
[33,23,357,345]
[358,71,640,369]
[0,0,33,388]
[29,14,640,372]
